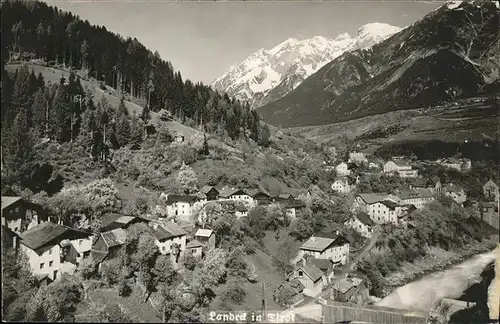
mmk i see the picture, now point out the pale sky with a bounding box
[47,0,443,84]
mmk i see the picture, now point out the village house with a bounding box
[92,228,128,263]
[348,152,368,164]
[409,177,442,194]
[99,213,147,232]
[444,184,467,204]
[19,222,92,281]
[295,234,350,266]
[391,189,435,209]
[366,200,404,225]
[2,196,47,235]
[247,189,272,205]
[440,158,471,172]
[289,258,329,297]
[2,225,21,250]
[331,177,353,194]
[173,133,185,143]
[218,188,255,206]
[283,198,306,220]
[335,162,351,176]
[483,179,499,203]
[331,274,370,303]
[477,201,499,230]
[345,212,375,237]
[185,239,203,259]
[199,186,219,201]
[194,228,215,249]
[235,204,248,218]
[161,194,199,222]
[273,278,305,307]
[151,221,188,265]
[383,160,418,178]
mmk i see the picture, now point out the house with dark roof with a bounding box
[99,213,147,232]
[247,189,272,205]
[295,234,350,266]
[2,224,21,250]
[483,179,499,203]
[151,221,188,266]
[185,239,203,259]
[345,212,375,237]
[444,184,467,204]
[383,160,418,178]
[92,228,128,262]
[290,258,329,297]
[2,196,47,235]
[234,204,248,218]
[20,222,92,281]
[199,186,219,201]
[392,188,435,209]
[331,177,354,194]
[160,193,202,223]
[218,188,254,206]
[274,278,305,307]
[331,274,370,303]
[282,198,306,220]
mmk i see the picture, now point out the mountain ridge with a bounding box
[211,23,402,108]
[257,0,500,128]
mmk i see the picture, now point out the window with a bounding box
[40,263,44,269]
[15,207,19,213]
[53,270,58,280]
[79,239,83,244]
[49,261,53,267]
[298,270,303,277]
[49,248,52,255]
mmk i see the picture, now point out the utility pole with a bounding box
[467,279,470,308]
[261,282,266,320]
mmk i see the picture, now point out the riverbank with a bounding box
[382,236,499,295]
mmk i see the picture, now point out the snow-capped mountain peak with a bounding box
[212,22,401,108]
[356,22,402,49]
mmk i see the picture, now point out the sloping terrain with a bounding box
[287,95,499,152]
[258,0,500,128]
[6,63,242,154]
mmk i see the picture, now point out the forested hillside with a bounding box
[0,0,279,192]
[1,0,264,141]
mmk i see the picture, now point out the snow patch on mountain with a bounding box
[212,22,401,108]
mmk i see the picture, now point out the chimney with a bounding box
[335,230,340,235]
[311,236,315,242]
[153,223,159,230]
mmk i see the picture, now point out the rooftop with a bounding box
[195,228,213,237]
[165,194,198,205]
[200,186,219,194]
[379,200,400,209]
[356,212,375,226]
[357,193,388,204]
[218,188,248,198]
[296,259,324,282]
[101,228,128,248]
[1,196,23,210]
[20,222,91,251]
[186,239,203,249]
[153,222,188,241]
[100,213,137,230]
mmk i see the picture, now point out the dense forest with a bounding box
[0,0,265,141]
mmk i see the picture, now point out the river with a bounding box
[376,246,499,312]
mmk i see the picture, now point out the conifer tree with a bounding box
[31,88,47,136]
[11,65,32,123]
[50,79,71,142]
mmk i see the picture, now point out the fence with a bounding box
[322,300,428,324]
